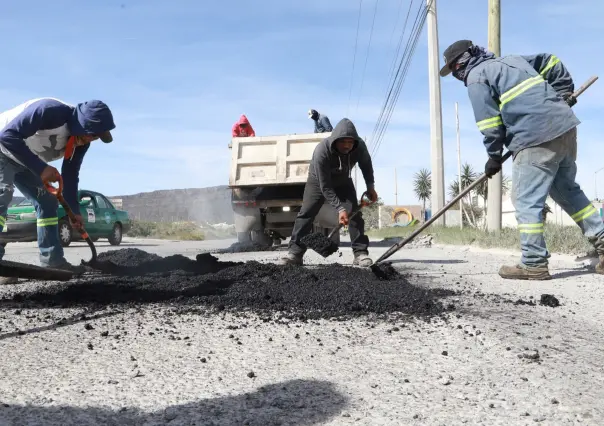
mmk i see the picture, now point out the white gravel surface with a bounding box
[0,237,603,425]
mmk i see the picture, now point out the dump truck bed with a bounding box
[229,132,330,187]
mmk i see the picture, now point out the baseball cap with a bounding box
[439,40,473,77]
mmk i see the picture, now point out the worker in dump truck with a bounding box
[231,114,256,137]
[440,39,604,280]
[281,118,378,267]
[0,98,115,284]
[308,109,333,133]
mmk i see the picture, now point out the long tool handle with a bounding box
[374,75,599,265]
[327,191,375,239]
[44,176,98,264]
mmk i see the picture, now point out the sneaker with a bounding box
[353,252,373,267]
[280,253,303,266]
[498,264,551,280]
[0,276,19,285]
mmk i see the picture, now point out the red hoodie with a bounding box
[231,114,256,137]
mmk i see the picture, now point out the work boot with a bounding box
[50,261,88,275]
[0,276,18,285]
[595,255,604,275]
[280,253,303,266]
[353,252,373,267]
[498,264,551,280]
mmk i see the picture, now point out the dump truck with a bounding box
[229,132,339,246]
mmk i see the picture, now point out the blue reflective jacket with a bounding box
[465,53,580,159]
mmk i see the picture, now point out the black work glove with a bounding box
[562,93,577,107]
[484,157,502,178]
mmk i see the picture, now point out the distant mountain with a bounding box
[109,186,233,224]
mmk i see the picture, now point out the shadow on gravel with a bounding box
[0,249,458,321]
[0,379,347,426]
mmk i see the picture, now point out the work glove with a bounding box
[484,157,502,178]
[563,93,577,107]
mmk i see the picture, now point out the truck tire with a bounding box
[237,231,252,243]
[233,204,261,238]
[251,230,273,247]
[328,227,341,245]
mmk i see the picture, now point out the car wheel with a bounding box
[108,223,122,246]
[59,219,72,247]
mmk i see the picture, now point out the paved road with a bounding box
[0,238,602,425]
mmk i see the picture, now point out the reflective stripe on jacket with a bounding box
[466,54,580,159]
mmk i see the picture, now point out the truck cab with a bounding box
[229,132,339,246]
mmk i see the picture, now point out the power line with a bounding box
[369,0,433,158]
[346,0,364,117]
[354,0,380,115]
[369,0,415,152]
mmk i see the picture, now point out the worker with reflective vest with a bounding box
[440,39,604,280]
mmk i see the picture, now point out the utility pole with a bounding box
[427,0,445,225]
[595,167,604,200]
[455,102,463,229]
[486,0,502,231]
[394,168,398,205]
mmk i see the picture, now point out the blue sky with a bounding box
[1,0,602,205]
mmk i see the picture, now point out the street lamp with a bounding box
[595,167,604,200]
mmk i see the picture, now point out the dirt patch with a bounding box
[1,249,457,321]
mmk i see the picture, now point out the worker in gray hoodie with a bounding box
[282,118,378,267]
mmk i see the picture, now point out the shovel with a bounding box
[302,191,376,257]
[44,176,122,273]
[371,75,599,278]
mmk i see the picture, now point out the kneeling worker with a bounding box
[282,118,378,266]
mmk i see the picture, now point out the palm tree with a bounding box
[413,168,431,222]
[448,163,480,227]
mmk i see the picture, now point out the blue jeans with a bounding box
[512,127,604,267]
[0,152,65,267]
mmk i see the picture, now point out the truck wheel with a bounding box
[59,219,72,247]
[237,231,252,243]
[326,227,340,245]
[108,223,123,246]
[251,230,273,247]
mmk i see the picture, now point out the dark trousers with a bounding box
[288,178,369,256]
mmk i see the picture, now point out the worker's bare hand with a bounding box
[339,210,349,226]
[70,214,84,231]
[40,166,60,183]
[367,188,378,203]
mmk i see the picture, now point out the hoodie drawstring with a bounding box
[338,156,342,171]
[348,156,351,178]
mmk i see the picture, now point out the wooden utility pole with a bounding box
[455,102,463,229]
[486,0,502,231]
[394,168,398,205]
[427,0,445,225]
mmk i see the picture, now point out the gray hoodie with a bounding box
[308,118,375,212]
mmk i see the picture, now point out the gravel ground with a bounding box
[0,237,603,425]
